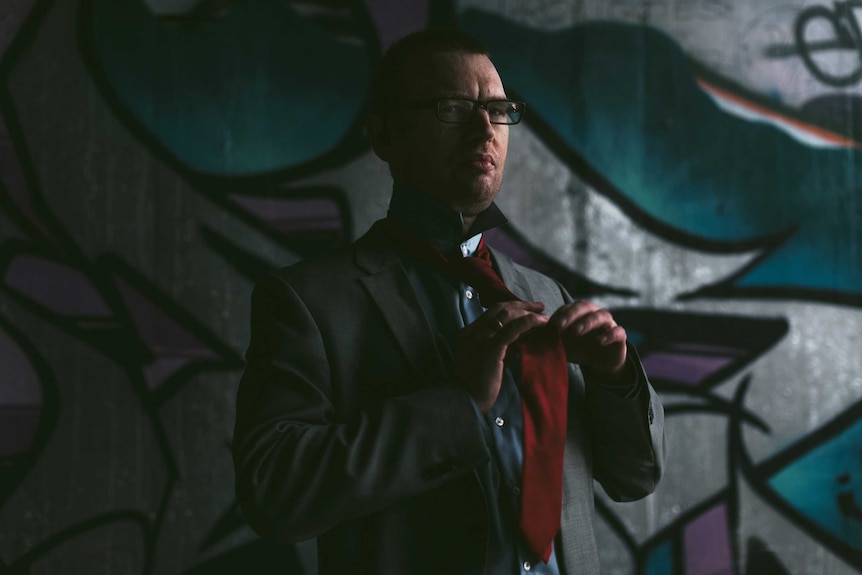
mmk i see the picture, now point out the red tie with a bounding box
[384,219,568,563]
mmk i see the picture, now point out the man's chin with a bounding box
[461,182,501,213]
[414,176,501,214]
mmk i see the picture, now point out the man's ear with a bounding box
[367,113,392,161]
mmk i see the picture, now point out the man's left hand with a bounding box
[547,300,631,384]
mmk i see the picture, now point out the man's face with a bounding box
[380,51,510,217]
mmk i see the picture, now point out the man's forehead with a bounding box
[405,49,496,73]
[397,50,505,96]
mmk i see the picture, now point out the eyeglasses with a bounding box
[391,98,526,125]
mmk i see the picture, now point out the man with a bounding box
[233,29,665,575]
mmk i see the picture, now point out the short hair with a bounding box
[368,28,490,113]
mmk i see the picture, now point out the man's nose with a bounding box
[468,106,495,139]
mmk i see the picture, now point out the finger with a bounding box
[547,300,600,331]
[479,301,547,334]
[488,300,546,317]
[464,314,506,340]
[567,308,618,337]
[587,330,628,373]
[462,305,544,342]
[491,313,549,348]
[595,325,627,346]
[550,300,604,331]
[486,310,509,338]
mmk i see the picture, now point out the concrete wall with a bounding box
[1,0,860,572]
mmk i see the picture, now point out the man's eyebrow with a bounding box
[432,92,508,100]
[432,92,470,99]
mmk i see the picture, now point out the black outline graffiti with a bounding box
[736,385,862,569]
[795,1,862,87]
[2,1,861,572]
[837,471,862,521]
[0,314,60,512]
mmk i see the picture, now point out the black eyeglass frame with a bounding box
[386,97,526,125]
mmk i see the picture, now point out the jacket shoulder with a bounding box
[259,221,392,297]
[488,245,568,305]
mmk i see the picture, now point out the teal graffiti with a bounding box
[463,10,862,302]
[88,0,369,176]
[770,417,862,552]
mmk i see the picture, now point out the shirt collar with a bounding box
[387,184,509,255]
[458,233,483,258]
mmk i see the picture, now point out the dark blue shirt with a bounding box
[388,185,559,574]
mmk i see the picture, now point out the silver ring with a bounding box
[494,319,504,330]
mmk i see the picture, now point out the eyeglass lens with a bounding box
[437,99,522,124]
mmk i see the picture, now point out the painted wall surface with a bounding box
[1,0,861,573]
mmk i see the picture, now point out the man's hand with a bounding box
[547,300,632,384]
[455,301,548,413]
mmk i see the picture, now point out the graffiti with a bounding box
[836,472,862,522]
[0,0,861,573]
[466,7,862,574]
[795,1,862,87]
[765,1,862,87]
[465,9,862,304]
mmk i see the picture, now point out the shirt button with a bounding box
[512,486,521,496]
[494,416,505,427]
[465,289,474,299]
[523,561,532,571]
[460,245,469,256]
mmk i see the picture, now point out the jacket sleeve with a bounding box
[232,274,490,541]
[557,285,666,501]
[582,344,666,501]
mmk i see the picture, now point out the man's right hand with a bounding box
[454,301,548,413]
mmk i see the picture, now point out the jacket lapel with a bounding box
[355,222,448,386]
[489,246,535,302]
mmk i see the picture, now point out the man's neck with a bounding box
[461,214,477,237]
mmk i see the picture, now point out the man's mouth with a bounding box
[469,153,496,172]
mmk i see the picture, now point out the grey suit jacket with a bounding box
[233,221,666,574]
